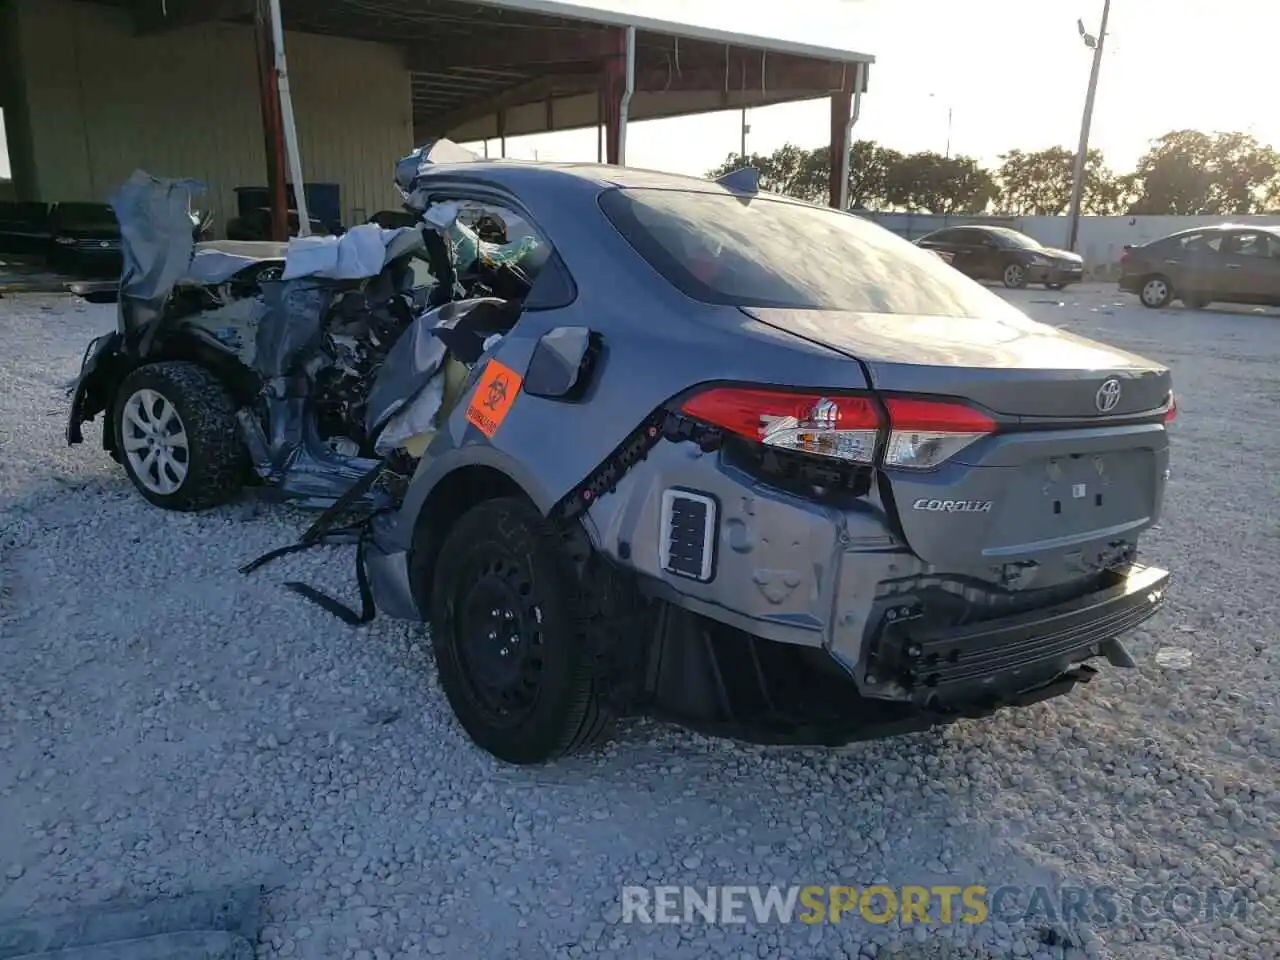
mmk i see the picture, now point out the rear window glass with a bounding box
[598,188,1005,318]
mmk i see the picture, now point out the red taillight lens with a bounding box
[1164,392,1177,423]
[678,387,997,470]
[882,397,996,470]
[680,386,881,464]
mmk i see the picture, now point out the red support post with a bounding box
[601,27,626,165]
[254,0,289,241]
[828,66,855,209]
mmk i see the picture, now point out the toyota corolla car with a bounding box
[67,149,1173,765]
[916,224,1085,289]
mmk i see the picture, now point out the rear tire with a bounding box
[1139,275,1173,309]
[113,361,246,511]
[1002,263,1028,289]
[430,496,613,764]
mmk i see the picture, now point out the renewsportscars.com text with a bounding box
[621,884,1251,926]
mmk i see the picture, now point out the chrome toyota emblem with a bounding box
[1095,378,1122,413]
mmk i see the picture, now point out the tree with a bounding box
[996,146,1122,215]
[885,152,998,214]
[706,140,900,208]
[1127,130,1280,215]
[706,143,825,201]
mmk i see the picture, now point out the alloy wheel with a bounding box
[120,388,190,495]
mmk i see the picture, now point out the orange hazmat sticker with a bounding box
[465,359,522,438]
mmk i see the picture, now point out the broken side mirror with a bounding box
[522,326,601,402]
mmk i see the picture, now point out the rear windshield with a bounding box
[598,188,1005,318]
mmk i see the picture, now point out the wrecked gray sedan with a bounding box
[68,145,1174,765]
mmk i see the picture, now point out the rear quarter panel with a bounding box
[431,176,873,514]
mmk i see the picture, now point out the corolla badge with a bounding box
[1095,377,1122,413]
[911,498,993,513]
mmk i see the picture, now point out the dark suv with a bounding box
[1119,224,1280,310]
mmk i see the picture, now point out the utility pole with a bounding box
[928,94,953,160]
[1065,0,1111,252]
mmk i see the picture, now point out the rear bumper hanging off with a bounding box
[866,563,1169,708]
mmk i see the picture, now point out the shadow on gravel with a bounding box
[0,884,262,960]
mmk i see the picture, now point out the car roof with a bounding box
[925,224,1020,235]
[413,158,821,208]
[1162,223,1280,238]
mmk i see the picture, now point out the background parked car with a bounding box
[1119,224,1280,309]
[47,202,123,277]
[915,224,1085,290]
[0,201,53,258]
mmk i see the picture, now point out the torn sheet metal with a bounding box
[108,170,206,335]
[375,374,444,456]
[182,243,287,287]
[280,222,426,281]
[363,297,518,443]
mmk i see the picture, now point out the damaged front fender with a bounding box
[66,331,126,447]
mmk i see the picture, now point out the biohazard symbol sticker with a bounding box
[465,359,523,438]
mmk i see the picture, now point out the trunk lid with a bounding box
[740,306,1172,578]
[739,306,1170,418]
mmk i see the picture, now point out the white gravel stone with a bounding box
[0,288,1277,960]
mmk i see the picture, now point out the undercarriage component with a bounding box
[635,601,1101,747]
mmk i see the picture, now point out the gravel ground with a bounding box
[0,285,1276,960]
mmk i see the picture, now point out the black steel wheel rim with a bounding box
[452,549,545,727]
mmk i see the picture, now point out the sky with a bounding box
[2,0,1277,182]
[458,0,1280,179]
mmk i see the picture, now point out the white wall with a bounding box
[865,211,1280,279]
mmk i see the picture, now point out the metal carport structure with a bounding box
[128,0,873,235]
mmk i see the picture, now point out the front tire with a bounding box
[430,497,612,764]
[113,361,246,511]
[1002,263,1028,289]
[1139,275,1173,309]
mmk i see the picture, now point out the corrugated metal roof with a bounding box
[468,0,876,64]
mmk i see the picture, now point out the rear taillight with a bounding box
[678,387,996,470]
[1164,392,1177,423]
[882,397,996,470]
[680,387,880,464]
